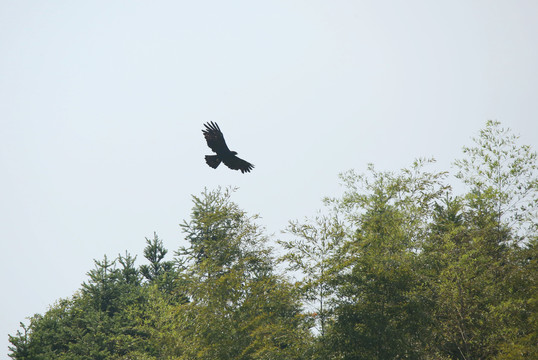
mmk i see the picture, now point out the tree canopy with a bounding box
[9,121,537,359]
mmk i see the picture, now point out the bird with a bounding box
[202,122,254,173]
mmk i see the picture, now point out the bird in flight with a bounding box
[202,122,254,173]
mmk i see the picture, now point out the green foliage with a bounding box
[421,120,538,359]
[279,213,345,336]
[140,233,173,282]
[321,159,446,359]
[139,232,179,296]
[178,187,269,276]
[174,187,311,360]
[8,122,537,360]
[493,237,538,359]
[454,119,538,241]
[422,196,507,359]
[8,250,155,359]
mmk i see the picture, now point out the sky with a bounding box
[1,0,537,356]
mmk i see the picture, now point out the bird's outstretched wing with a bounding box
[202,121,230,154]
[222,156,254,173]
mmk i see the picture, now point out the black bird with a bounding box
[202,122,254,173]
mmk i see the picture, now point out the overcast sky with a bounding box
[1,1,538,356]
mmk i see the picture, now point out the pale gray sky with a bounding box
[1,1,537,356]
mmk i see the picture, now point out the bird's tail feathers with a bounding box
[205,155,221,169]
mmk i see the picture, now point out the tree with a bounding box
[140,233,173,282]
[139,233,179,296]
[82,255,121,315]
[174,187,311,359]
[279,213,345,337]
[9,253,149,359]
[177,187,251,275]
[324,159,447,359]
[421,121,538,359]
[454,120,538,242]
[495,236,538,359]
[422,195,510,359]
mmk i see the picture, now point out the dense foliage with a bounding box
[9,121,537,359]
